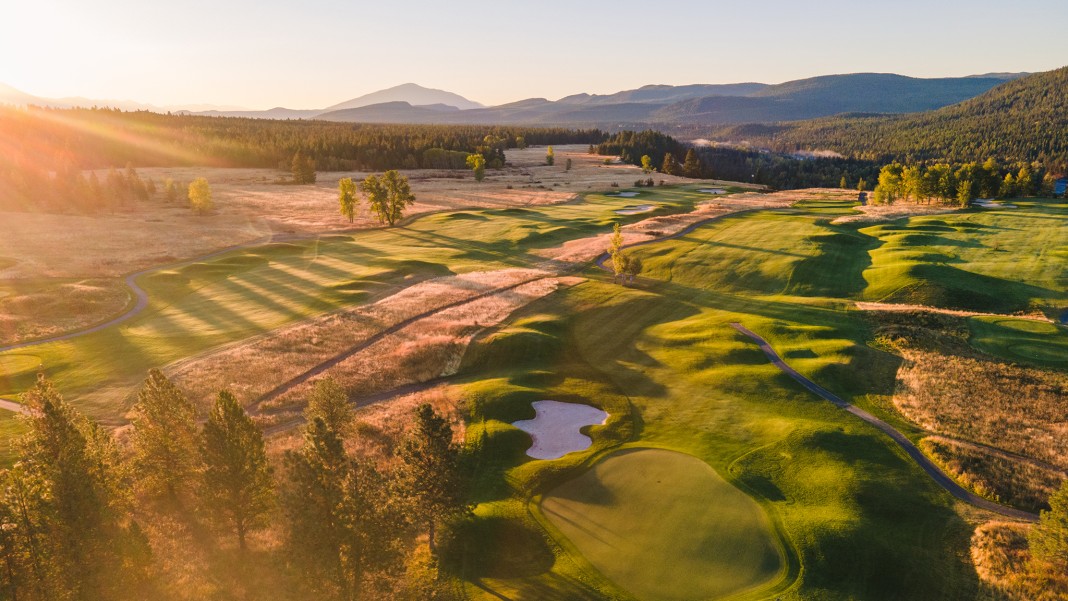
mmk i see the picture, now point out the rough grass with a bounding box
[540,448,784,601]
[972,521,1068,601]
[0,278,130,345]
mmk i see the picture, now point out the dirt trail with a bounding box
[730,322,1038,522]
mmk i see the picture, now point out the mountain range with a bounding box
[1,73,1029,127]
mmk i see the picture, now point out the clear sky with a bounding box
[3,0,1066,109]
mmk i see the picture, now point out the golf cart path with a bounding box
[730,322,1038,522]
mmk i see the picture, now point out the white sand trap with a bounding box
[974,199,1017,209]
[698,188,727,194]
[512,400,608,460]
[614,204,654,215]
[608,191,640,197]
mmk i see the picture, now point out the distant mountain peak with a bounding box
[322,84,483,112]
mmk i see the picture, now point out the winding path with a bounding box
[730,322,1039,522]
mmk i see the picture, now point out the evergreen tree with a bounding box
[839,175,848,189]
[1030,480,1068,570]
[200,390,273,551]
[398,404,465,554]
[565,157,572,171]
[14,375,149,599]
[682,149,702,178]
[661,153,678,176]
[292,151,317,184]
[338,177,358,223]
[130,369,201,501]
[282,418,355,597]
[305,378,354,437]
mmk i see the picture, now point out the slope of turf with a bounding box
[540,448,784,601]
[0,186,719,422]
[457,195,1000,600]
[860,200,1068,315]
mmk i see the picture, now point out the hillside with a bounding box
[309,73,1015,126]
[708,66,1068,168]
[321,82,484,111]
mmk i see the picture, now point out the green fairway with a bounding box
[0,186,720,421]
[541,448,784,601]
[460,195,992,600]
[967,316,1068,367]
[859,200,1068,315]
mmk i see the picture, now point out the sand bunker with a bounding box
[974,199,1017,209]
[698,188,727,194]
[614,204,655,215]
[608,191,640,198]
[512,400,608,460]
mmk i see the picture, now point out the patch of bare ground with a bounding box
[873,311,1068,511]
[972,521,1068,600]
[163,269,571,415]
[832,201,960,224]
[0,278,130,345]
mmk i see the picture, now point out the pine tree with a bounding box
[200,390,273,551]
[398,404,465,554]
[130,369,201,501]
[15,375,148,599]
[305,378,353,437]
[291,151,317,184]
[682,149,702,178]
[282,418,354,596]
[1030,481,1068,570]
[661,153,678,176]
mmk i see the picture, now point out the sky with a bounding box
[2,0,1066,110]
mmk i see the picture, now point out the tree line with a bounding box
[0,106,604,212]
[870,159,1062,206]
[0,372,471,600]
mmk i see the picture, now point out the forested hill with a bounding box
[707,66,1068,170]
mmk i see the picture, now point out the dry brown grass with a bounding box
[0,145,686,280]
[972,521,1068,600]
[873,311,1068,511]
[164,269,567,413]
[832,201,960,224]
[922,437,1065,512]
[0,278,129,345]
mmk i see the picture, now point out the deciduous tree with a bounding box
[466,153,486,182]
[641,155,653,173]
[361,170,415,226]
[188,177,213,215]
[338,177,358,223]
[546,146,554,166]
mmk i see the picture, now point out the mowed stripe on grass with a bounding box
[540,448,784,601]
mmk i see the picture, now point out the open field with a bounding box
[2,177,1065,598]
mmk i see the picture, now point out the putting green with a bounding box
[968,316,1068,367]
[0,354,42,378]
[540,448,783,601]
